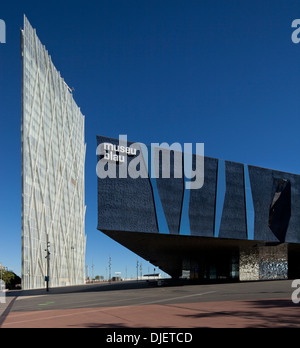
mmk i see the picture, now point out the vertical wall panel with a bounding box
[189,157,218,237]
[244,164,255,240]
[214,159,226,238]
[97,136,158,234]
[249,166,300,244]
[248,166,279,242]
[219,161,247,239]
[155,149,184,234]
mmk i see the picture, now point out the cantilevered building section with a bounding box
[21,16,86,289]
[97,136,300,282]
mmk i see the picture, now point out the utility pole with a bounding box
[71,246,75,285]
[86,265,89,281]
[45,241,50,292]
[91,260,95,281]
[136,258,139,281]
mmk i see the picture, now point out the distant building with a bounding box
[21,16,86,289]
[0,264,7,276]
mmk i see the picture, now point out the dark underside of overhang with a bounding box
[101,230,300,279]
[101,230,264,278]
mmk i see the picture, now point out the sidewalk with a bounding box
[6,280,148,298]
[0,296,16,327]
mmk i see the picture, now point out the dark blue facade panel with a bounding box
[97,135,158,233]
[284,173,300,243]
[189,157,217,237]
[156,150,184,235]
[248,166,275,242]
[248,166,300,243]
[219,161,247,240]
[97,135,300,245]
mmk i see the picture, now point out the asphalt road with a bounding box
[6,279,296,311]
[1,279,299,328]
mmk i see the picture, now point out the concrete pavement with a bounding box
[1,280,299,328]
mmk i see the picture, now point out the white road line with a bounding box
[134,291,217,306]
[16,295,47,301]
[1,291,217,327]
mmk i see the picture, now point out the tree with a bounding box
[0,271,21,289]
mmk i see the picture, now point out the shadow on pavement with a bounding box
[0,297,17,328]
[177,298,300,328]
[6,280,156,298]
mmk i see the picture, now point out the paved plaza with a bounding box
[0,280,299,328]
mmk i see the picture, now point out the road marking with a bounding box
[38,301,55,306]
[16,295,47,301]
[134,291,217,306]
[1,291,217,327]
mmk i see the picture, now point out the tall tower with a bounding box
[21,16,86,289]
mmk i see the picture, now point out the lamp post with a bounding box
[45,241,50,292]
[108,256,111,283]
[71,245,75,285]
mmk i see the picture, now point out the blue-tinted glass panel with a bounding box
[179,152,192,236]
[214,159,226,238]
[244,164,255,240]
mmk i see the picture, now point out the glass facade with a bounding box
[21,16,86,289]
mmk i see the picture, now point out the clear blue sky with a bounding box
[0,0,299,279]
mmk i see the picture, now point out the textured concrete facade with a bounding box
[21,17,86,289]
[239,244,288,281]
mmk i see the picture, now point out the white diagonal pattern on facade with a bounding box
[21,16,86,289]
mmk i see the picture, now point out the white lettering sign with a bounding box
[96,135,204,190]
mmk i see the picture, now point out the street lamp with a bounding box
[108,256,111,283]
[45,241,50,291]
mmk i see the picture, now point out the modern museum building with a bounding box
[97,135,300,282]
